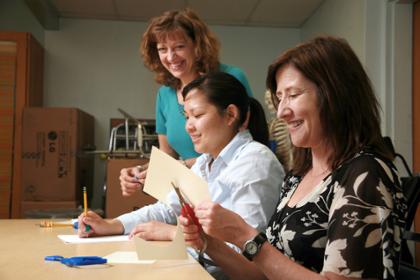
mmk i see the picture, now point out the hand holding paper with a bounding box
[135,147,210,260]
[143,147,211,205]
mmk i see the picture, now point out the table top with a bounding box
[0,219,213,280]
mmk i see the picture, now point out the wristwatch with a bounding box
[242,232,267,261]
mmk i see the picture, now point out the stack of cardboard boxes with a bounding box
[20,108,94,218]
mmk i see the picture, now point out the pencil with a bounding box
[39,220,74,228]
[83,186,88,214]
[83,186,91,232]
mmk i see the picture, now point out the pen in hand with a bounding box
[83,186,91,232]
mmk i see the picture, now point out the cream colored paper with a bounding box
[137,147,210,260]
[134,219,188,260]
[104,251,155,264]
[143,146,211,205]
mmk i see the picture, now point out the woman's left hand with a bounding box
[128,221,176,241]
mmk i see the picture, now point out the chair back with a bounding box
[400,175,420,264]
[383,137,420,278]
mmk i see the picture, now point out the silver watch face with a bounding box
[245,241,258,255]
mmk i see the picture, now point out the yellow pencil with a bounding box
[39,220,74,228]
[83,186,91,232]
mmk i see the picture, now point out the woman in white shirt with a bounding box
[78,72,285,278]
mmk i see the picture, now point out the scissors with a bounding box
[45,255,107,267]
[171,182,210,266]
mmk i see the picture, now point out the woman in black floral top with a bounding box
[180,36,406,280]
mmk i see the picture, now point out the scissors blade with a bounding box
[171,181,187,205]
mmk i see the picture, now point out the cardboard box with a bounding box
[21,200,79,218]
[105,159,157,218]
[21,108,94,202]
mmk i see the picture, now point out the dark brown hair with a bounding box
[183,72,269,146]
[266,35,392,175]
[141,8,220,89]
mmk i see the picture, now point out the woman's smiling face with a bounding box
[275,64,326,150]
[156,30,198,85]
[184,88,237,158]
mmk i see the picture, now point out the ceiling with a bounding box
[26,0,325,30]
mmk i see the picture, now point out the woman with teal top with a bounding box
[119,8,253,195]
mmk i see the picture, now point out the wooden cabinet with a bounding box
[0,32,43,218]
[105,159,157,218]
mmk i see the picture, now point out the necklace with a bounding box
[178,102,185,116]
[176,89,185,116]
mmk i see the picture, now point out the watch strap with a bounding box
[242,232,267,261]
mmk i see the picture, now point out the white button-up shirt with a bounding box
[117,130,285,236]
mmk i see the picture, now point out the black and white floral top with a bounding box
[266,150,406,279]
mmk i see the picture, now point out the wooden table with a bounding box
[0,219,213,280]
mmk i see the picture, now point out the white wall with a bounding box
[44,19,300,207]
[301,0,366,60]
[383,1,412,175]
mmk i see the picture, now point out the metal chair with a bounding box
[382,137,420,278]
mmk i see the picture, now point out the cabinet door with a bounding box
[0,42,17,218]
[105,159,157,218]
[0,32,43,218]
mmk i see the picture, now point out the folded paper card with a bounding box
[134,218,187,260]
[136,146,210,260]
[143,146,211,205]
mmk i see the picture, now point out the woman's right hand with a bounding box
[179,215,206,251]
[119,164,148,196]
[77,211,124,237]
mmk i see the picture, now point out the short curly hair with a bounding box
[141,8,220,89]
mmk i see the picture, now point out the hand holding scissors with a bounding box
[171,182,209,265]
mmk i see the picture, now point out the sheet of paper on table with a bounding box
[104,251,155,264]
[104,251,196,264]
[58,234,129,244]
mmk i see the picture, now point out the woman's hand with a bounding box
[77,210,124,237]
[179,215,206,251]
[129,221,176,241]
[119,164,148,196]
[194,202,257,247]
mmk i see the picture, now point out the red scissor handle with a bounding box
[171,182,203,231]
[181,203,203,231]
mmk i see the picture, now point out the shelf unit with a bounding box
[0,32,43,218]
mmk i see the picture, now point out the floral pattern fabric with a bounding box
[266,150,406,279]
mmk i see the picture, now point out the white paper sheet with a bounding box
[58,234,129,244]
[104,251,155,264]
[104,251,196,264]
